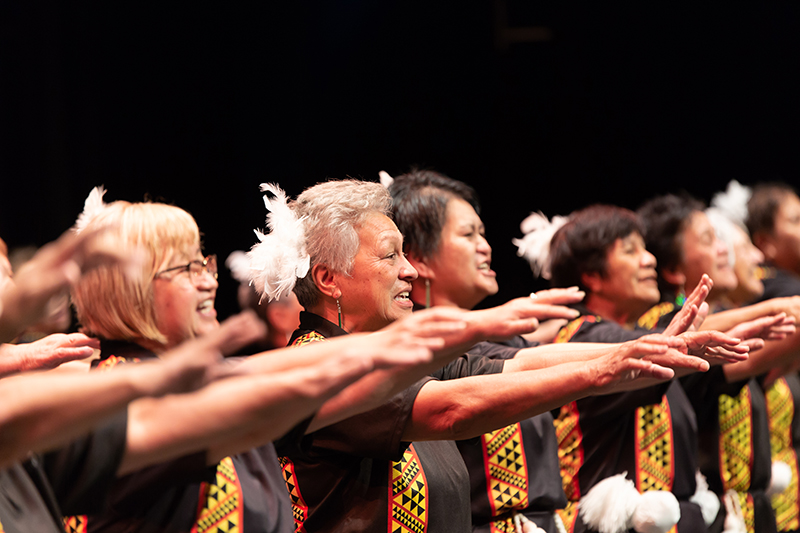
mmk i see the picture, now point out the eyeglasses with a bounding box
[155,255,218,281]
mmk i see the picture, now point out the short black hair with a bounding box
[637,193,704,296]
[549,205,643,292]
[389,168,480,259]
[747,182,798,238]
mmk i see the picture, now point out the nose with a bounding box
[642,249,657,268]
[752,243,765,264]
[196,269,219,290]
[399,254,418,281]
[477,233,492,256]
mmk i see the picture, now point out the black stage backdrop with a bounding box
[2,2,799,322]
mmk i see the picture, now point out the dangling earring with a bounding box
[336,298,343,329]
[424,279,431,309]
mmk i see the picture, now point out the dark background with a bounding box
[2,2,799,321]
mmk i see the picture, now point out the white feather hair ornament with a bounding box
[378,170,394,189]
[225,251,252,285]
[74,185,108,234]
[512,211,569,280]
[767,460,793,496]
[579,473,680,533]
[710,180,752,229]
[248,183,310,302]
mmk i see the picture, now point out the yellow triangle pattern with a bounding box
[766,377,800,532]
[389,444,428,533]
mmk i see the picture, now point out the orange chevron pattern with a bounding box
[482,423,529,521]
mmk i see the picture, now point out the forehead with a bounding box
[357,213,403,249]
[779,193,800,215]
[445,197,482,226]
[684,211,714,238]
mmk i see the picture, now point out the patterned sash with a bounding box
[390,444,428,533]
[719,384,755,532]
[279,457,308,533]
[637,302,675,331]
[191,457,244,533]
[553,402,583,533]
[481,423,529,523]
[634,395,674,493]
[766,378,800,531]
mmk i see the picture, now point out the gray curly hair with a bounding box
[292,179,392,309]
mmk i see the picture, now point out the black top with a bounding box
[78,339,298,533]
[458,339,566,533]
[554,312,707,533]
[0,411,127,533]
[279,311,506,533]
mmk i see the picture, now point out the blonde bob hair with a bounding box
[292,180,392,309]
[71,201,200,346]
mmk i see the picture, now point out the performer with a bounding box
[388,168,574,533]
[251,179,744,533]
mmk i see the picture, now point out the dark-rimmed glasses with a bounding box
[155,255,218,282]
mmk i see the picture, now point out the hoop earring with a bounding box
[336,298,343,329]
[424,279,431,309]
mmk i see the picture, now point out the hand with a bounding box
[468,295,580,342]
[529,286,585,306]
[675,330,750,364]
[590,334,712,391]
[0,333,100,374]
[152,311,267,395]
[723,313,796,353]
[663,275,713,335]
[0,224,141,342]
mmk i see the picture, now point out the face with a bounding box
[729,225,765,304]
[335,213,417,332]
[426,198,498,309]
[679,211,738,298]
[589,232,660,316]
[152,245,219,349]
[768,193,800,275]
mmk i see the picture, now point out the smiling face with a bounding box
[335,213,417,333]
[728,225,765,304]
[767,193,800,275]
[678,211,738,299]
[586,232,660,319]
[424,198,498,310]
[152,245,219,349]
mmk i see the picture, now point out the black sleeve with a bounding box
[41,410,129,516]
[431,353,505,380]
[466,341,521,361]
[296,376,436,461]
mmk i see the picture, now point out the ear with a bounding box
[580,271,603,294]
[406,251,436,280]
[661,267,686,288]
[311,264,341,300]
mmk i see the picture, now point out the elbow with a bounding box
[425,401,483,441]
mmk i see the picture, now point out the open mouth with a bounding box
[197,299,217,316]
[477,261,496,276]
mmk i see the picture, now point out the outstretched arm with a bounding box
[0,333,100,378]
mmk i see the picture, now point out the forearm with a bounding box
[120,352,376,474]
[504,342,623,371]
[402,361,599,441]
[0,344,26,378]
[700,301,777,331]
[723,331,800,383]
[0,365,162,469]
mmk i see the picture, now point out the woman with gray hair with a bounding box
[250,178,738,533]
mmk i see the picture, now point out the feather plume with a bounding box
[512,211,568,280]
[378,170,394,189]
[248,183,310,302]
[74,186,108,234]
[710,180,751,229]
[225,251,252,284]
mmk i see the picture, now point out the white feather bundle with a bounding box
[512,212,568,280]
[689,470,721,526]
[767,460,793,496]
[225,251,252,284]
[630,491,680,533]
[579,474,640,533]
[248,183,310,302]
[378,170,394,189]
[74,186,108,234]
[710,180,751,229]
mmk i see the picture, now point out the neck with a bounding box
[310,298,346,331]
[584,294,643,329]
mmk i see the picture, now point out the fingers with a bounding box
[685,275,713,309]
[530,287,585,306]
[646,348,711,372]
[210,311,267,356]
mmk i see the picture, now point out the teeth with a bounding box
[396,292,409,300]
[197,300,214,310]
[478,263,490,270]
